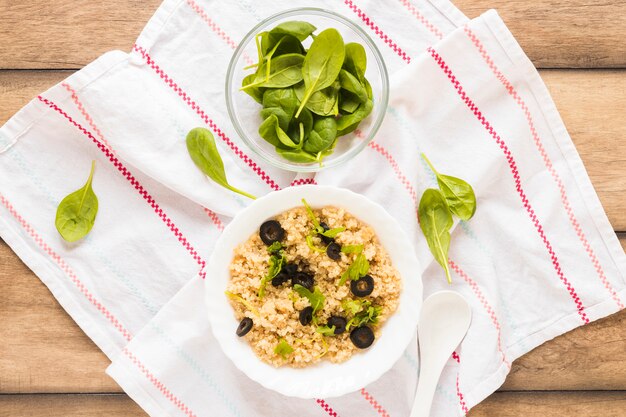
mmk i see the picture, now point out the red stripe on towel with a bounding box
[427,47,589,324]
[343,0,411,63]
[290,178,318,187]
[463,26,623,310]
[360,388,390,417]
[62,83,114,152]
[0,193,133,342]
[132,45,281,191]
[449,260,510,368]
[38,95,207,280]
[184,0,254,66]
[123,348,198,417]
[397,0,444,39]
[204,208,224,231]
[316,399,340,417]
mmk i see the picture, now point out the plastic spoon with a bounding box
[410,291,472,417]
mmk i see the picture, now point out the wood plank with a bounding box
[469,391,626,417]
[0,394,146,417]
[0,237,624,393]
[456,0,626,68]
[0,0,625,69]
[1,69,625,229]
[0,391,624,416]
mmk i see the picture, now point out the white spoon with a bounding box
[410,291,472,417]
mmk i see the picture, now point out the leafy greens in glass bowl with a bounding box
[225,8,389,172]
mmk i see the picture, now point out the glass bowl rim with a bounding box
[225,7,390,173]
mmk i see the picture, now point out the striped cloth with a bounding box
[0,0,624,416]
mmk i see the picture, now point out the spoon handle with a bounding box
[409,362,443,417]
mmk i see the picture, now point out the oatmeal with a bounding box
[226,201,401,367]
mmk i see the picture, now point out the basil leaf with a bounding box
[296,28,345,117]
[418,188,453,283]
[343,42,367,83]
[269,21,317,41]
[241,74,264,104]
[422,154,477,221]
[316,325,337,337]
[262,87,299,119]
[275,148,318,163]
[336,99,373,132]
[186,128,256,200]
[303,117,337,154]
[260,107,290,131]
[274,339,294,358]
[339,69,368,103]
[55,160,99,242]
[253,53,305,88]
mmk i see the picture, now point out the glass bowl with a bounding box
[225,8,389,173]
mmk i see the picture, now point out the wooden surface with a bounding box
[0,0,625,416]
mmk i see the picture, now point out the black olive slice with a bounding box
[236,317,253,337]
[351,275,374,297]
[259,220,285,245]
[350,326,374,349]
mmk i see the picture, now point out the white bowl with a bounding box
[206,185,422,398]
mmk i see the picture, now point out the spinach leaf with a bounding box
[336,99,373,135]
[270,34,305,57]
[258,114,299,148]
[343,42,367,83]
[418,188,453,283]
[364,78,373,99]
[339,69,368,103]
[275,148,318,163]
[251,53,305,89]
[422,154,477,221]
[295,81,338,117]
[241,73,264,104]
[55,160,99,242]
[269,21,317,41]
[339,91,361,114]
[262,87,299,118]
[295,28,345,117]
[303,117,337,154]
[186,128,256,200]
[260,107,290,131]
[274,339,294,358]
[287,107,313,144]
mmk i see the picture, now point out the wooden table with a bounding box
[1,1,625,415]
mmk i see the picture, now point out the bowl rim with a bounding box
[225,7,390,173]
[205,185,422,398]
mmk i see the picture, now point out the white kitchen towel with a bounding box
[0,1,624,417]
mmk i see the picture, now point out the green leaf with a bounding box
[262,87,299,119]
[316,325,337,337]
[339,69,368,103]
[422,154,477,221]
[274,339,294,358]
[269,21,317,41]
[343,42,367,83]
[339,91,361,114]
[268,34,305,56]
[55,160,99,242]
[266,241,283,254]
[241,74,264,104]
[296,79,340,117]
[303,117,337,154]
[301,198,321,230]
[295,28,345,117]
[341,298,367,315]
[418,188,453,283]
[275,147,318,163]
[293,284,325,317]
[258,114,299,149]
[346,304,381,331]
[259,253,285,298]
[287,107,313,144]
[306,234,327,253]
[339,253,369,286]
[186,128,256,200]
[336,99,373,133]
[249,53,305,89]
[341,244,363,254]
[319,226,345,238]
[260,107,290,131]
[364,78,373,99]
